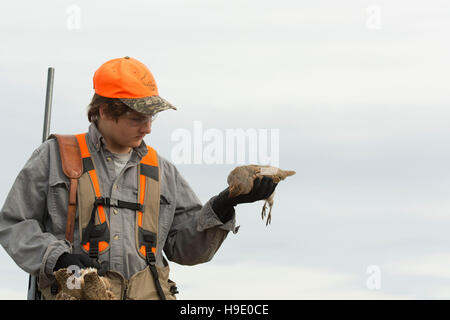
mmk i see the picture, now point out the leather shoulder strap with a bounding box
[49,134,83,243]
[49,134,83,179]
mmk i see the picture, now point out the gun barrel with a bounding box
[42,67,55,142]
[28,67,55,300]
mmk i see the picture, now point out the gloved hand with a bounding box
[212,176,278,223]
[53,253,101,272]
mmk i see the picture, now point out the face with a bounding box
[98,107,154,153]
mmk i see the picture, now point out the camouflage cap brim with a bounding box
[119,95,177,115]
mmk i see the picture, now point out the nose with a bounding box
[140,119,152,135]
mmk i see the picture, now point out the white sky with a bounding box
[1,0,450,299]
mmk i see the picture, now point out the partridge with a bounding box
[53,267,116,300]
[227,165,295,225]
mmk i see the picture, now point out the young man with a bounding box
[0,56,277,299]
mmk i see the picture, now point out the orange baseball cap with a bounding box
[93,56,177,115]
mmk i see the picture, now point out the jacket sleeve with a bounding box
[162,161,239,266]
[0,140,71,288]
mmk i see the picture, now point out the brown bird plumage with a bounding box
[53,267,116,300]
[227,165,296,225]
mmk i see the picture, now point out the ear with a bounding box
[98,104,110,120]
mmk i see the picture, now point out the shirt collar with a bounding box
[87,123,149,160]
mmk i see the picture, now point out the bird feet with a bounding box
[261,201,272,226]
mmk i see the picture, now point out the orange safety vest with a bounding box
[51,133,168,299]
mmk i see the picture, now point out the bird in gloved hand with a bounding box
[212,165,296,226]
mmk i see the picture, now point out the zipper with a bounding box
[122,279,128,300]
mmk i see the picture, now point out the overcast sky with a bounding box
[1,0,450,299]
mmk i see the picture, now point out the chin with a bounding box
[131,139,143,147]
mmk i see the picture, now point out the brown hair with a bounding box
[87,93,131,124]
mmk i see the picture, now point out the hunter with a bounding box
[0,56,277,299]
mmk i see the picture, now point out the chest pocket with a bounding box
[158,194,173,242]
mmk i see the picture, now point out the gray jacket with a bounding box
[0,123,237,289]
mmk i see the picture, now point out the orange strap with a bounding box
[137,147,158,228]
[137,147,158,257]
[75,133,106,224]
[81,241,109,253]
